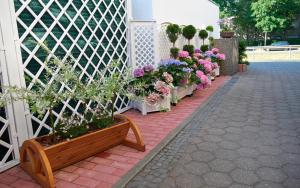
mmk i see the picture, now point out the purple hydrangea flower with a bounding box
[182,67,193,73]
[159,59,187,67]
[133,68,144,77]
[194,49,202,53]
[143,65,154,72]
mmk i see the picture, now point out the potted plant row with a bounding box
[0,44,145,188]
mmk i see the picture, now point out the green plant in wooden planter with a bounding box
[166,23,182,58]
[182,25,197,56]
[199,29,208,45]
[0,43,79,143]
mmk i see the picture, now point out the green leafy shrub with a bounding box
[200,45,209,52]
[170,47,180,58]
[182,25,197,44]
[166,23,181,46]
[206,25,214,32]
[183,45,194,56]
[166,23,181,58]
[199,30,208,45]
[239,41,249,65]
[208,36,215,47]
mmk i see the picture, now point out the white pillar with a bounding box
[0,0,32,145]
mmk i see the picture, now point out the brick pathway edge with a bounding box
[113,77,232,188]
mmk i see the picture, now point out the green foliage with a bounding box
[199,30,208,45]
[206,25,214,32]
[183,45,194,56]
[208,36,215,47]
[252,0,300,33]
[166,23,181,47]
[200,45,209,52]
[182,25,197,44]
[158,62,188,87]
[170,47,180,58]
[238,41,249,65]
[56,115,88,139]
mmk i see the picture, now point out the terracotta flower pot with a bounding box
[239,64,247,72]
[220,31,235,38]
[20,115,145,188]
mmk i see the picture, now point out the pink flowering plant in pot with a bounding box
[129,65,171,105]
[158,59,190,87]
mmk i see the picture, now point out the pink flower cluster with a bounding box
[154,80,170,96]
[198,59,213,74]
[196,71,211,90]
[193,53,202,58]
[217,53,226,61]
[163,72,173,83]
[178,51,189,58]
[212,48,219,54]
[146,93,161,105]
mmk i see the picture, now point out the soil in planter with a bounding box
[36,116,126,147]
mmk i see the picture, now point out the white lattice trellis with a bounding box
[14,0,130,137]
[130,21,158,68]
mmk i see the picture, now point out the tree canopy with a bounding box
[213,0,300,42]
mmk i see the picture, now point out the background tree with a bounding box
[252,0,300,45]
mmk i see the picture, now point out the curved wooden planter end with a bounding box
[20,114,145,188]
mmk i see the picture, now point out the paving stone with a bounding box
[256,167,287,183]
[184,161,210,175]
[255,182,284,188]
[230,169,259,185]
[190,151,215,162]
[235,157,259,170]
[203,172,232,187]
[209,159,236,172]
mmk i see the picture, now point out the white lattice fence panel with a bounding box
[158,24,172,61]
[13,0,129,137]
[130,21,157,68]
[0,80,19,172]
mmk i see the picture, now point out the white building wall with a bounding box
[130,0,220,63]
[152,0,220,39]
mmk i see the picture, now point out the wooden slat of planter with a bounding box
[46,127,130,170]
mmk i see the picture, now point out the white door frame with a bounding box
[0,0,32,155]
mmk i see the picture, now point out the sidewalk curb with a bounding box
[113,77,232,188]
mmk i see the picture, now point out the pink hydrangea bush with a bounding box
[178,51,189,58]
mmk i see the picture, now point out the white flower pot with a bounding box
[131,95,171,115]
[171,85,194,104]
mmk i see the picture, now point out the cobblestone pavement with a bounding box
[126,62,300,188]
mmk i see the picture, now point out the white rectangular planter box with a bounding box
[171,85,194,104]
[131,95,171,115]
[213,67,220,77]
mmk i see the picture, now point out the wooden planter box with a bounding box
[20,114,145,188]
[171,85,194,105]
[131,95,171,115]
